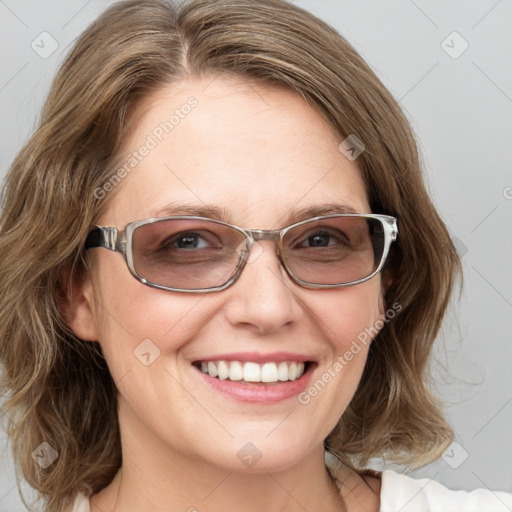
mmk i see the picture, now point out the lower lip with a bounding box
[194,365,313,403]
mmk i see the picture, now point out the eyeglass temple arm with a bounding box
[85,227,123,252]
[386,218,398,241]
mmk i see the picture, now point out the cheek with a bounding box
[310,280,384,356]
[297,282,384,413]
[88,253,208,377]
[304,279,383,390]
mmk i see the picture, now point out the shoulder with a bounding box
[380,470,512,512]
[67,492,90,512]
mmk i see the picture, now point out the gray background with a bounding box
[1,0,511,510]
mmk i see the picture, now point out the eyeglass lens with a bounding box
[130,217,384,290]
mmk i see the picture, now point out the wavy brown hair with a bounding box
[0,0,461,510]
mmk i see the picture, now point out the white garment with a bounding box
[69,471,512,511]
[70,492,89,512]
[379,470,512,511]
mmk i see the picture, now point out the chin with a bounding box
[196,427,322,474]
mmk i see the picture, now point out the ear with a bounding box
[58,263,99,342]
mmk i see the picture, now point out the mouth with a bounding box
[194,360,310,383]
[191,354,316,403]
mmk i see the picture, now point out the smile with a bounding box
[192,352,315,403]
[198,360,306,383]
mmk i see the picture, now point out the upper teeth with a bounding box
[199,361,305,383]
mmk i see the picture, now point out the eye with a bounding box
[296,230,349,249]
[167,232,211,250]
[149,230,225,264]
[300,232,337,247]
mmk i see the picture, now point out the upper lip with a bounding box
[192,351,314,364]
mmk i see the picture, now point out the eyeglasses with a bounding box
[85,214,398,293]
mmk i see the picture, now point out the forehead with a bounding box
[99,76,370,228]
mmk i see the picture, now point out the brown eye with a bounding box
[165,232,213,250]
[297,231,347,248]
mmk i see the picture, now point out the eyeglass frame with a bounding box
[84,213,398,293]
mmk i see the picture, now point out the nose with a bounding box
[222,240,302,335]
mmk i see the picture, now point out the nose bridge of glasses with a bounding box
[248,229,282,243]
[239,229,284,264]
[237,228,287,277]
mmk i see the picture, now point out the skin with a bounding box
[68,76,382,511]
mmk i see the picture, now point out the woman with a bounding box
[0,0,510,511]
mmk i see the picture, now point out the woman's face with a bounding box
[75,76,384,473]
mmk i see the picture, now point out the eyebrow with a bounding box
[153,202,360,226]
